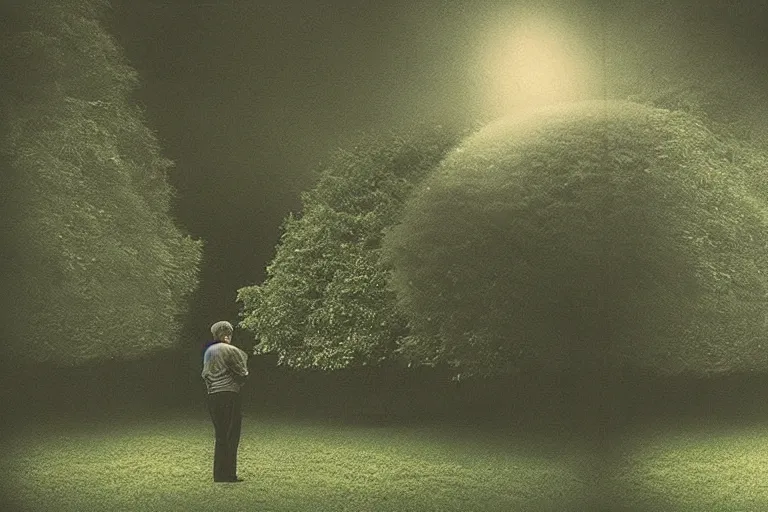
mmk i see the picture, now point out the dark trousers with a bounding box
[206,391,242,481]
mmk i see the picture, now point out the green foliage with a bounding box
[237,127,465,369]
[0,0,201,364]
[382,101,768,376]
[628,80,768,146]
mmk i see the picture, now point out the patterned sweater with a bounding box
[201,342,249,394]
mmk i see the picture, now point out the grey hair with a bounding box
[210,321,234,340]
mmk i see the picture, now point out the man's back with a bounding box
[202,342,249,394]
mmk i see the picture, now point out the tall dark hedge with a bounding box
[0,0,201,365]
[382,101,768,377]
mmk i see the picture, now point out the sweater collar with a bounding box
[203,339,222,351]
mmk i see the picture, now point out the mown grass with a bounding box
[6,405,766,511]
[610,421,768,511]
[0,412,588,511]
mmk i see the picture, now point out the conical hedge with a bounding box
[0,0,201,365]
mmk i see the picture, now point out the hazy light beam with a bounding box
[477,8,599,116]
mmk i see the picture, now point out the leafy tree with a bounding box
[382,100,768,377]
[237,127,466,369]
[0,0,201,365]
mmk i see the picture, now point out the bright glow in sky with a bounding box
[476,6,599,116]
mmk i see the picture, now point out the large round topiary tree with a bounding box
[382,100,768,377]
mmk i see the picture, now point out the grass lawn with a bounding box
[0,411,588,511]
[610,421,768,511]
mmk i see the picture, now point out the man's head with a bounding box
[210,321,234,343]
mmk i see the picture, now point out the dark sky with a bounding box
[110,0,498,348]
[109,0,768,350]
